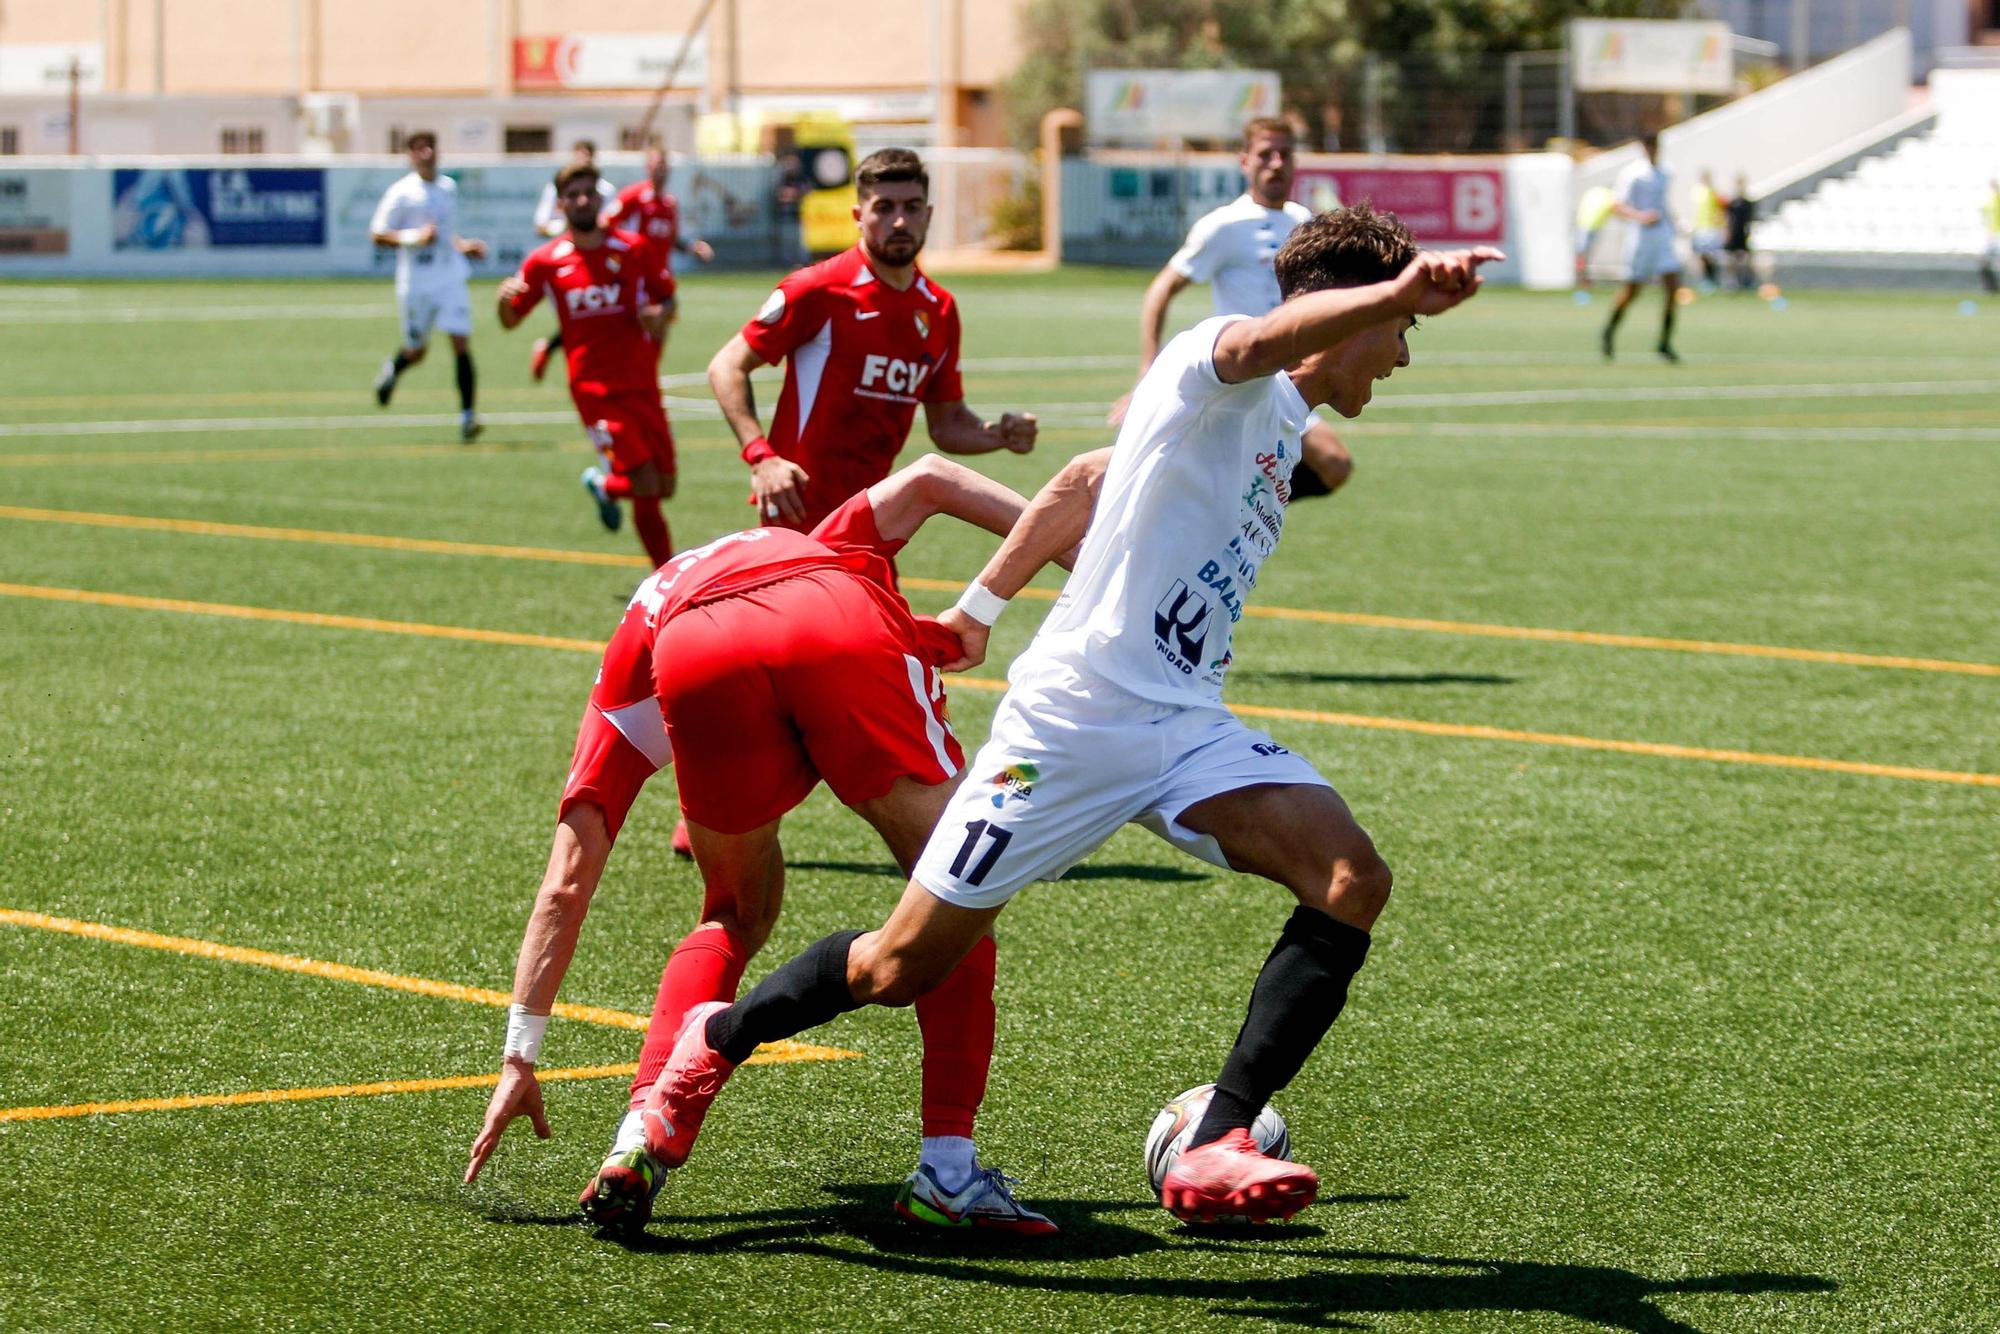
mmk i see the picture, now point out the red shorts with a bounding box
[657,569,961,834]
[572,383,675,478]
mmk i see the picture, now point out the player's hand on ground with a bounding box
[464,1057,550,1184]
[934,606,988,672]
[1391,247,1506,317]
[998,412,1038,454]
[1106,391,1133,427]
[497,275,531,304]
[751,456,811,524]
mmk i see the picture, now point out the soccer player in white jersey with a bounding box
[529,140,620,382]
[368,132,488,440]
[1601,132,1681,364]
[1114,118,1354,498]
[633,206,1502,1226]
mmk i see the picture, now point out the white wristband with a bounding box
[396,228,428,247]
[504,1005,548,1064]
[954,581,1010,627]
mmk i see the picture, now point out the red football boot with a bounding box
[1159,1128,1318,1224]
[670,818,693,859]
[640,1000,737,1169]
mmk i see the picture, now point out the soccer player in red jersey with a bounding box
[602,144,716,298]
[708,148,1039,533]
[462,452,1106,1237]
[498,163,678,566]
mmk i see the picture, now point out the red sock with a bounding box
[914,934,996,1140]
[628,922,751,1106]
[630,495,672,566]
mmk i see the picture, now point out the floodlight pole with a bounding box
[1791,0,1811,72]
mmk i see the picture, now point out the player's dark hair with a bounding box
[573,138,597,156]
[856,148,928,200]
[1242,117,1295,150]
[404,131,436,152]
[1273,203,1416,298]
[554,162,600,194]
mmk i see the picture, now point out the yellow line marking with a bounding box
[4,580,1992,789]
[0,505,647,568]
[0,582,604,654]
[0,908,856,1062]
[6,504,1990,677]
[935,677,2000,788]
[0,1065,639,1124]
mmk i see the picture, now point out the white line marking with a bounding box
[0,303,393,325]
[1375,379,2000,409]
[0,411,579,439]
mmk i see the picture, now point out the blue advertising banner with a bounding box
[111,168,326,250]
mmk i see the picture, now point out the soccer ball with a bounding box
[1144,1083,1291,1195]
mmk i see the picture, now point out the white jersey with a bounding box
[1018,315,1305,709]
[1616,159,1674,239]
[1168,193,1313,318]
[369,172,469,290]
[534,177,617,237]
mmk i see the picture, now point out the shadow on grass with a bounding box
[1229,669,1518,687]
[489,1184,1833,1331]
[786,860,1206,884]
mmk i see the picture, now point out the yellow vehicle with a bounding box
[698,110,856,259]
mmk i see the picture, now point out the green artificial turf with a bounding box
[1,272,1995,1331]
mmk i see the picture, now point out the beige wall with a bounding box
[2,0,1024,141]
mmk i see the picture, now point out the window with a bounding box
[0,127,18,156]
[504,126,553,155]
[220,126,265,154]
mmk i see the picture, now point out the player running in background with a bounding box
[463,453,1105,1237]
[1573,185,1616,289]
[636,208,1502,1226]
[708,148,1038,534]
[1113,118,1353,499]
[1601,133,1682,363]
[368,132,488,441]
[529,140,619,383]
[1690,170,1725,290]
[498,163,677,566]
[1725,175,1757,292]
[1980,179,1999,295]
[603,143,716,288]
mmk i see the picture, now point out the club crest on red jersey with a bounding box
[913,311,931,339]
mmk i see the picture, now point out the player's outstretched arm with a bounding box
[866,453,1032,545]
[1213,247,1505,384]
[1138,265,1194,378]
[923,400,1038,456]
[708,334,810,523]
[933,448,1111,672]
[464,806,614,1183]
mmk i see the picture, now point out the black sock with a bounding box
[1661,304,1678,348]
[391,350,413,377]
[705,929,865,1065]
[455,352,476,411]
[1190,907,1372,1148]
[1289,462,1333,500]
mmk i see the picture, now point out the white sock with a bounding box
[610,1108,647,1157]
[920,1135,979,1193]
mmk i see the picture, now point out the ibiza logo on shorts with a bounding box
[988,761,1040,807]
[1153,580,1211,676]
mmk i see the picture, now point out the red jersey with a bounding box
[739,245,965,529]
[506,229,673,393]
[603,182,683,267]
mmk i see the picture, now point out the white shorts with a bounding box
[1625,228,1681,282]
[1691,228,1724,257]
[913,661,1331,910]
[397,279,472,349]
